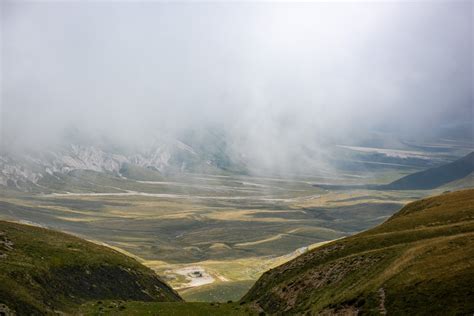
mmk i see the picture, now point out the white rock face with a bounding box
[0,156,43,187]
[1,147,138,186]
[129,144,172,171]
[0,136,229,190]
[55,145,127,173]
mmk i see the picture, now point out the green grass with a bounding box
[79,300,255,315]
[0,221,181,315]
[242,189,474,315]
[180,280,255,302]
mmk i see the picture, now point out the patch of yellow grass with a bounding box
[143,239,332,290]
[235,228,302,247]
[54,216,102,222]
[205,209,298,222]
[209,243,232,250]
[292,190,412,208]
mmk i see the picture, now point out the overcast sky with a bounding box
[1,1,472,153]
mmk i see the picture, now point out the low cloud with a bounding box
[1,1,472,171]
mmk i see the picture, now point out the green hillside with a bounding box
[0,221,181,315]
[242,189,474,314]
[80,301,254,316]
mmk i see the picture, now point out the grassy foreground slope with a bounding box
[0,221,181,315]
[80,301,255,316]
[242,189,474,315]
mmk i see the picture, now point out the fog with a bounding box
[1,1,472,171]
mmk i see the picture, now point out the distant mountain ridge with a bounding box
[2,128,472,192]
[381,151,474,189]
[0,130,247,191]
[314,151,474,190]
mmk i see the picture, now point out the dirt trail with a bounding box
[378,287,387,315]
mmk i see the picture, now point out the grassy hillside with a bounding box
[181,280,256,302]
[80,300,255,315]
[0,221,181,315]
[242,189,474,315]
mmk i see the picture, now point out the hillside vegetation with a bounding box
[242,189,474,315]
[0,221,181,315]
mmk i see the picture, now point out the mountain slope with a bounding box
[242,189,474,315]
[0,221,182,315]
[0,129,248,191]
[314,151,474,190]
[381,151,474,190]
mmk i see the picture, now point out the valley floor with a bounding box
[0,169,453,301]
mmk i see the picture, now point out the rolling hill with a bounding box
[314,151,474,190]
[241,189,474,314]
[380,151,474,190]
[0,221,182,315]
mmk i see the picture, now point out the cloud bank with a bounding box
[1,1,472,170]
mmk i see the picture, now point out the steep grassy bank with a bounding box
[80,300,255,315]
[242,189,474,315]
[0,221,181,315]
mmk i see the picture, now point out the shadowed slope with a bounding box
[314,152,474,190]
[383,152,474,190]
[0,221,182,315]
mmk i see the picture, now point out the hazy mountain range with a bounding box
[2,129,472,192]
[0,129,250,190]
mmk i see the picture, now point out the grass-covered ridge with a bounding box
[0,221,181,315]
[242,189,474,315]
